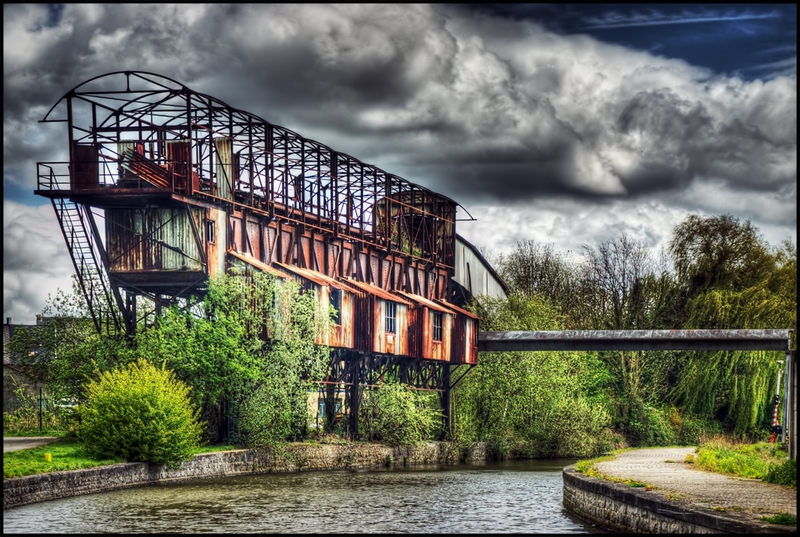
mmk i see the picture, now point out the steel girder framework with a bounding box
[323,350,471,438]
[37,71,459,267]
[34,71,471,440]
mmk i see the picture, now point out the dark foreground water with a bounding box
[3,459,612,533]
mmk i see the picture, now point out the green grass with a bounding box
[573,449,651,488]
[3,436,237,479]
[694,437,791,482]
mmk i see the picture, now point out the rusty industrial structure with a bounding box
[34,71,480,438]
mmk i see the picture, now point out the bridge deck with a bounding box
[478,329,792,352]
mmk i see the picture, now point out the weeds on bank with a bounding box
[3,437,237,479]
[694,436,793,484]
[760,512,797,525]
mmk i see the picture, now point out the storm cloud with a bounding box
[3,3,796,322]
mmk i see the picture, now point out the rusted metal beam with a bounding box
[478,329,792,352]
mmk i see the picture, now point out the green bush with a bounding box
[359,382,442,446]
[76,358,204,469]
[763,458,796,487]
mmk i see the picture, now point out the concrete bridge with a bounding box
[478,328,796,459]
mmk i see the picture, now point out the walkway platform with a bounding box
[569,446,796,532]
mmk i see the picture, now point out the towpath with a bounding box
[593,447,796,522]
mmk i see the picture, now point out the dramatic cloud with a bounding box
[3,3,796,322]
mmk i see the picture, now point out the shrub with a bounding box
[763,458,796,487]
[359,382,442,446]
[76,358,203,468]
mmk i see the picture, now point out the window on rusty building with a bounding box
[330,288,341,325]
[385,301,397,333]
[432,311,443,341]
[206,220,215,243]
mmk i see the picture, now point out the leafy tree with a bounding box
[76,358,203,469]
[495,240,578,317]
[8,279,127,405]
[669,214,774,294]
[669,215,796,437]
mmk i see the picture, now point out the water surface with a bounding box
[4,459,612,533]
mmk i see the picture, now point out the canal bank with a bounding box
[563,447,796,534]
[4,440,487,509]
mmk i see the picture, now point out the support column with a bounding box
[347,354,361,440]
[789,349,797,460]
[441,363,452,440]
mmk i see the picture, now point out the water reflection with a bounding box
[4,459,611,533]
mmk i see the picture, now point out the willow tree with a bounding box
[669,215,796,437]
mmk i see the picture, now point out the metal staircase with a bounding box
[51,197,127,334]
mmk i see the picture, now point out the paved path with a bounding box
[3,437,60,453]
[594,447,796,518]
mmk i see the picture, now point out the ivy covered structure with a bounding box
[33,71,482,438]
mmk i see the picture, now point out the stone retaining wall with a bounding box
[562,465,795,534]
[4,441,487,509]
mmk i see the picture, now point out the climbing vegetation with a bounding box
[133,270,333,447]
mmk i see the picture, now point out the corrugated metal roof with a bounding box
[343,278,413,306]
[228,251,291,279]
[433,298,480,320]
[395,291,453,314]
[274,262,362,294]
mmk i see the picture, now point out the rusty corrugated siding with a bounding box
[396,291,453,361]
[228,251,291,279]
[106,207,204,272]
[433,298,479,364]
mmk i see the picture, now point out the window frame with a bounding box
[385,301,397,334]
[432,311,443,342]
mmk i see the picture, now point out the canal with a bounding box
[3,459,612,533]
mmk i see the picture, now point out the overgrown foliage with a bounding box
[75,358,203,469]
[359,382,443,446]
[7,280,127,405]
[132,270,333,447]
[489,214,795,446]
[694,436,791,482]
[764,458,797,487]
[455,293,614,458]
[2,382,68,435]
[9,213,795,455]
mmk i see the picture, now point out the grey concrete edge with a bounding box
[4,441,488,510]
[562,465,796,534]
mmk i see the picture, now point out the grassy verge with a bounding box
[574,440,794,486]
[3,436,237,479]
[573,448,653,489]
[693,436,794,486]
[573,442,796,525]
